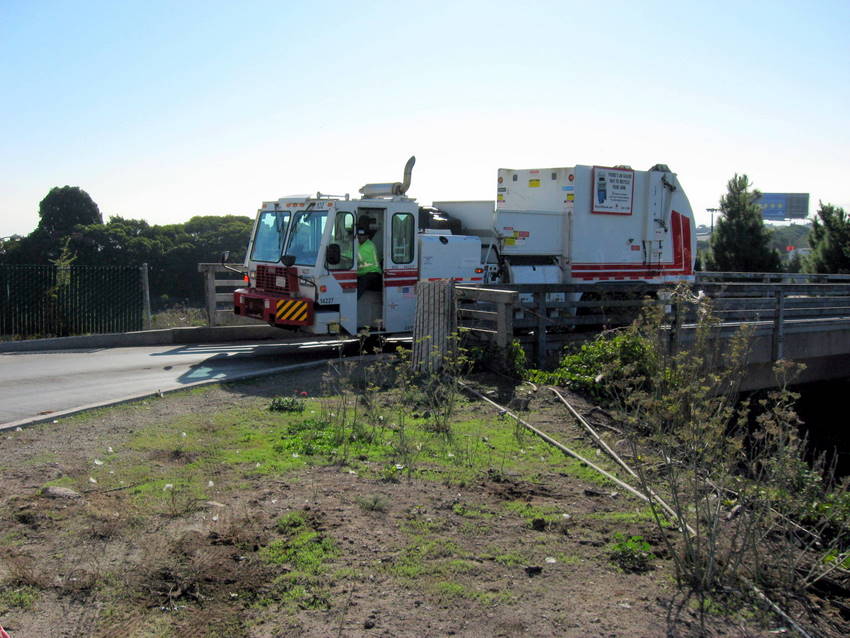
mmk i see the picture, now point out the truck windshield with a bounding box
[251,210,291,263]
[285,211,327,266]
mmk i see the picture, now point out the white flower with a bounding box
[89,477,97,484]
[93,459,104,466]
[163,483,174,491]
[208,480,214,488]
[107,447,114,453]
[545,557,557,564]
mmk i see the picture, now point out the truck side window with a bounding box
[391,213,414,264]
[329,212,355,271]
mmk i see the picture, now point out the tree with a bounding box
[67,214,253,308]
[706,174,781,272]
[36,186,103,239]
[805,203,850,273]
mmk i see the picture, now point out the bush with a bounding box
[527,327,656,403]
[269,396,306,413]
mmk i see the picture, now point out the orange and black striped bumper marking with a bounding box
[275,299,309,323]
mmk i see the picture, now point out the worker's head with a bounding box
[356,228,368,243]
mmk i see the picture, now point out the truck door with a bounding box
[383,211,418,332]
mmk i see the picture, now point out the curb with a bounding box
[0,324,289,352]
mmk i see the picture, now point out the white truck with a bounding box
[232,157,695,335]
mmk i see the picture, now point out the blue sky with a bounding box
[2,0,849,236]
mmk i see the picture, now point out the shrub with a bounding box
[527,327,656,403]
[269,396,305,413]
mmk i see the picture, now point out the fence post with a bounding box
[204,265,217,327]
[495,296,514,349]
[535,291,547,367]
[140,263,152,330]
[412,280,456,372]
[772,289,785,361]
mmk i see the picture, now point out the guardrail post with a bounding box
[772,289,785,360]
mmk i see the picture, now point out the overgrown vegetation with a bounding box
[536,283,850,633]
[527,329,655,403]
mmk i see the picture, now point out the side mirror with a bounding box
[326,243,341,265]
[220,250,231,264]
[281,255,296,267]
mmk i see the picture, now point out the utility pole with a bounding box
[707,208,720,234]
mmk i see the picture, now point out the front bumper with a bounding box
[233,288,314,327]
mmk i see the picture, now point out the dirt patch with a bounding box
[0,367,842,637]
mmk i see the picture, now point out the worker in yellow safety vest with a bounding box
[356,228,382,298]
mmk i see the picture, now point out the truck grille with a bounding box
[256,265,289,293]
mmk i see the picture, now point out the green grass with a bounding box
[0,585,39,612]
[257,512,338,611]
[429,580,512,605]
[262,513,338,573]
[388,537,463,578]
[451,503,494,518]
[489,551,525,566]
[502,500,565,528]
[582,509,656,524]
[80,372,619,502]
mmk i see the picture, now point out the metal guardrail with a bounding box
[457,278,850,367]
[697,271,850,284]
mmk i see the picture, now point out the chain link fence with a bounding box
[0,264,150,340]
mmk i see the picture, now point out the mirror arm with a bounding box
[220,251,247,276]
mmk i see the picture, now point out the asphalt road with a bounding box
[0,338,359,428]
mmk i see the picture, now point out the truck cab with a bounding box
[234,162,484,337]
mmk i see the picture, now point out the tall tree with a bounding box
[36,186,103,238]
[805,203,850,273]
[706,174,781,272]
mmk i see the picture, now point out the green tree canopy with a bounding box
[706,174,781,272]
[37,186,103,238]
[804,203,850,274]
[67,214,254,307]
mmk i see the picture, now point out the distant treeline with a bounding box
[0,187,253,310]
